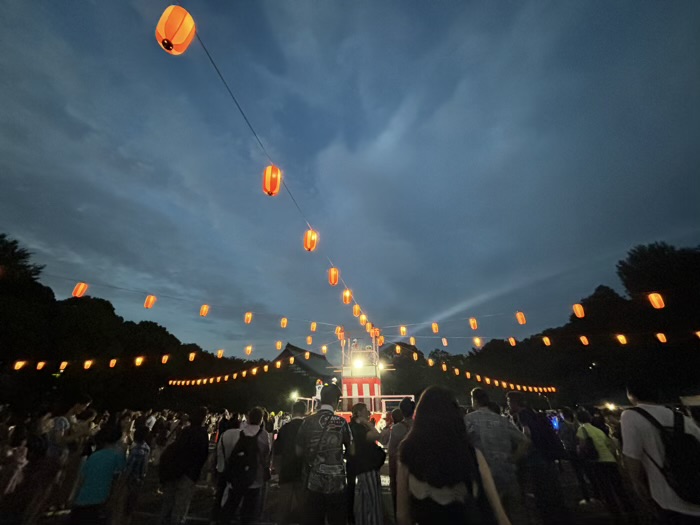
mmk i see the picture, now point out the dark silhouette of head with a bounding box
[320,384,342,407]
[190,406,208,427]
[399,396,415,419]
[292,401,306,417]
[248,407,264,427]
[471,387,489,409]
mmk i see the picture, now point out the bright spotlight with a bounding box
[290,391,299,401]
[353,359,364,369]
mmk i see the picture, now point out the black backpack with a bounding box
[223,428,262,490]
[630,407,700,505]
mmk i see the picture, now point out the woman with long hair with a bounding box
[397,386,511,525]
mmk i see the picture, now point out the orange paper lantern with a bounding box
[60,361,68,371]
[542,336,551,346]
[515,311,527,325]
[72,282,88,298]
[342,289,353,304]
[305,351,310,360]
[135,356,144,367]
[289,357,295,364]
[13,361,26,371]
[353,304,361,317]
[431,322,439,334]
[217,349,224,359]
[395,345,401,354]
[109,359,117,368]
[200,304,209,317]
[303,229,319,252]
[144,295,157,309]
[580,336,589,346]
[377,336,384,346]
[310,322,317,332]
[508,337,517,347]
[648,293,665,309]
[321,345,328,354]
[280,317,288,328]
[84,360,93,370]
[244,312,253,324]
[656,333,667,343]
[328,267,339,286]
[275,361,281,369]
[37,361,46,370]
[428,359,434,367]
[442,337,448,346]
[245,345,253,356]
[616,334,628,345]
[573,304,585,318]
[400,326,407,336]
[469,317,478,330]
[441,363,448,372]
[189,352,196,361]
[162,355,169,364]
[155,6,196,56]
[306,336,313,345]
[410,336,416,346]
[359,314,367,326]
[262,165,283,196]
[413,352,418,361]
[276,341,283,350]
[474,337,482,348]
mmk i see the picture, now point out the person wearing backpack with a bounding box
[215,406,270,525]
[621,375,700,524]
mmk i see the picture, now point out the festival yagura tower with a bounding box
[340,338,382,410]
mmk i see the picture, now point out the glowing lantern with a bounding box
[509,383,515,390]
[372,328,380,338]
[306,336,313,345]
[400,326,407,336]
[322,345,328,354]
[342,289,353,304]
[217,376,221,383]
[648,293,665,309]
[366,322,373,332]
[542,336,551,346]
[280,317,288,328]
[37,361,46,370]
[310,322,317,332]
[413,352,418,361]
[144,295,157,309]
[360,314,367,326]
[264,365,269,372]
[232,373,238,380]
[616,334,628,345]
[476,374,482,382]
[200,305,209,317]
[335,326,343,335]
[469,317,478,330]
[13,361,26,371]
[441,363,447,372]
[224,375,229,381]
[353,305,361,317]
[442,337,448,347]
[244,312,253,324]
[242,371,247,378]
[508,337,517,347]
[580,336,589,346]
[303,229,319,252]
[494,380,499,387]
[252,368,258,376]
[262,165,283,196]
[245,345,253,356]
[528,387,533,392]
[276,341,283,350]
[410,336,416,346]
[289,357,295,364]
[275,361,281,369]
[60,361,68,371]
[338,331,345,341]
[516,385,521,391]
[72,282,89,298]
[156,6,196,55]
[110,359,117,368]
[395,345,401,354]
[135,356,144,367]
[377,336,385,346]
[656,333,667,343]
[474,337,482,348]
[431,322,439,334]
[217,349,224,359]
[696,331,700,340]
[466,371,471,379]
[573,304,585,319]
[162,355,169,364]
[428,359,435,367]
[515,311,527,325]
[328,267,339,286]
[485,377,491,385]
[305,351,310,360]
[197,379,202,385]
[189,352,196,361]
[84,360,93,370]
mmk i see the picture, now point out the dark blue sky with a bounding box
[1,1,699,361]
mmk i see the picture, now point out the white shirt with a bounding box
[145,416,156,431]
[621,403,700,516]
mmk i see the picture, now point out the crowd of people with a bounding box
[0,373,698,525]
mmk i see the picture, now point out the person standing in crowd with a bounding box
[388,397,414,515]
[273,400,306,525]
[123,425,150,524]
[217,410,232,442]
[507,391,568,525]
[465,388,529,524]
[621,375,700,523]
[296,384,354,525]
[215,406,270,525]
[575,408,635,522]
[159,406,209,525]
[70,425,125,525]
[396,386,511,525]
[559,407,595,505]
[348,403,385,525]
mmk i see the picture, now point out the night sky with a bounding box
[1,1,699,361]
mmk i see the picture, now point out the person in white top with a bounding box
[621,375,700,523]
